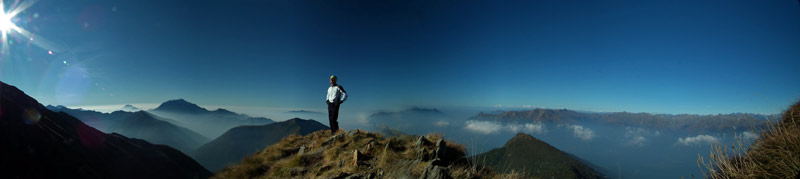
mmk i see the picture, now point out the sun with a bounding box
[0,12,15,32]
[0,0,41,56]
[0,0,17,33]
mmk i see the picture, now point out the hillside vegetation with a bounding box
[698,101,800,178]
[193,118,329,172]
[214,130,519,178]
[474,133,603,178]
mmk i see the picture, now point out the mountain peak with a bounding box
[122,104,141,111]
[506,132,544,147]
[287,117,306,121]
[475,132,604,178]
[213,130,507,178]
[153,99,207,113]
[281,118,314,126]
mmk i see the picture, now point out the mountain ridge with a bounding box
[192,118,329,171]
[46,105,209,153]
[473,133,604,178]
[147,99,274,138]
[0,81,211,178]
[108,111,210,153]
[213,130,513,178]
[472,108,771,131]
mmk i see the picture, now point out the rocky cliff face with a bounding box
[0,81,211,179]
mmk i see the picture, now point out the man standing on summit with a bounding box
[326,75,347,133]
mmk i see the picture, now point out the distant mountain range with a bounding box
[46,105,209,153]
[474,133,604,178]
[108,111,209,153]
[287,110,323,114]
[192,118,329,171]
[0,81,210,178]
[472,108,772,131]
[148,99,274,138]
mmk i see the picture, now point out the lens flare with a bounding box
[0,0,55,57]
[23,108,40,125]
[0,12,13,32]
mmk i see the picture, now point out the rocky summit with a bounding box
[214,129,517,179]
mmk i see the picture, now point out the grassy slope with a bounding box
[192,118,328,172]
[474,133,603,179]
[699,101,800,178]
[213,130,519,178]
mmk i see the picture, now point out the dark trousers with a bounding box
[327,102,340,133]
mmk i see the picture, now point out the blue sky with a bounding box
[1,0,799,115]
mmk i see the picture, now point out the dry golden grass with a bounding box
[698,101,800,179]
[213,129,521,179]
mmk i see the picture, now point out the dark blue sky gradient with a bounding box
[1,0,799,114]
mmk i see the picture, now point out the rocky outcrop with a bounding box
[411,136,468,179]
[192,118,328,172]
[213,130,501,179]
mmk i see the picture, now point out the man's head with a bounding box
[330,75,337,84]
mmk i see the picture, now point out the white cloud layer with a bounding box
[464,120,545,134]
[507,123,545,134]
[677,134,720,146]
[623,127,653,147]
[742,131,759,141]
[567,125,595,141]
[434,120,450,127]
[465,120,503,134]
[628,136,646,146]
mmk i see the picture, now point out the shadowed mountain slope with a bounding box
[474,133,604,179]
[46,106,209,153]
[0,81,211,178]
[192,118,329,171]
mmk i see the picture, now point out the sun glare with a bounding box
[0,1,11,32]
[0,0,43,56]
[0,13,15,32]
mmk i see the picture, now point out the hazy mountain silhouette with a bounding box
[472,108,770,131]
[192,118,329,171]
[107,111,209,153]
[46,105,126,132]
[368,107,449,134]
[46,106,208,153]
[148,99,274,138]
[287,110,323,114]
[121,104,141,111]
[0,81,211,178]
[473,133,604,178]
[152,99,207,113]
